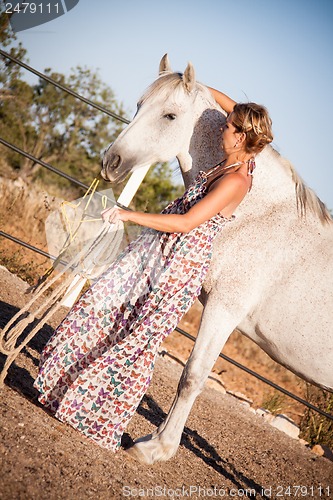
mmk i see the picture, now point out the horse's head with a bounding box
[102,55,226,184]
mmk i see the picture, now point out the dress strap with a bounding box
[206,160,243,177]
[205,158,256,191]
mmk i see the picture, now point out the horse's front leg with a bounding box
[125,302,240,464]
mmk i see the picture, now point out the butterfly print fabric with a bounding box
[34,171,234,451]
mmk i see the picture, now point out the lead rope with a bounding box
[0,179,123,386]
[28,178,107,293]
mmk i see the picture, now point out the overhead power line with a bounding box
[0,49,131,124]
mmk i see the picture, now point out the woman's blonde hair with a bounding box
[232,103,273,155]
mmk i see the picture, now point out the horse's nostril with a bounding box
[100,169,109,181]
[102,152,121,173]
[110,155,121,171]
[101,152,123,181]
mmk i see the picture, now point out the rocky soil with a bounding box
[0,266,332,499]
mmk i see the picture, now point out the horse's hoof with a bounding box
[125,443,154,464]
[124,438,177,465]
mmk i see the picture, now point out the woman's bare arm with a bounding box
[207,86,236,115]
[102,173,249,233]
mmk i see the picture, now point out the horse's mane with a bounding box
[138,73,184,107]
[138,72,212,107]
[271,148,332,225]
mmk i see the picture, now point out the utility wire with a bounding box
[1,227,331,422]
[0,49,131,124]
[175,326,333,421]
[0,137,132,211]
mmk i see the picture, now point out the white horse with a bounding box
[101,55,333,464]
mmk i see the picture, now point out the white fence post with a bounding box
[61,165,151,307]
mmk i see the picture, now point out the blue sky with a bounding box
[13,0,333,210]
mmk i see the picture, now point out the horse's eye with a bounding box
[164,113,176,120]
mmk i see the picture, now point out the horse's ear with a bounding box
[159,54,172,75]
[183,62,195,93]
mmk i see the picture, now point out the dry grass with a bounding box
[0,176,61,280]
[300,385,333,448]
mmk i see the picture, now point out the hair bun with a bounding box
[232,103,273,155]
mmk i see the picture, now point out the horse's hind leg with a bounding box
[125,302,239,464]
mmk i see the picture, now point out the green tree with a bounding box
[0,2,18,47]
[0,3,27,82]
[0,64,126,185]
[0,5,32,175]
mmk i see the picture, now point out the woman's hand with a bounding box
[101,205,186,233]
[101,206,129,224]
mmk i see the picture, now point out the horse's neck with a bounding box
[178,92,297,219]
[189,128,296,219]
[236,147,296,218]
[180,91,226,188]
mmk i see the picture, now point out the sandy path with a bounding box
[0,267,332,499]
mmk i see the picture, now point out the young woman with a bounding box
[34,88,273,452]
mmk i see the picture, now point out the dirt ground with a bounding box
[0,266,332,499]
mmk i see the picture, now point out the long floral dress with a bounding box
[34,170,234,451]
